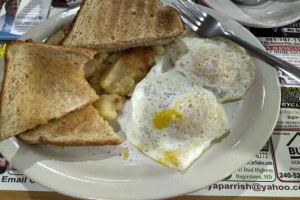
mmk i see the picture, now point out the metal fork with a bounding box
[173,0,300,82]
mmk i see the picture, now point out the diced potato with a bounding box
[113,77,135,96]
[104,76,135,96]
[93,94,124,120]
[84,53,109,78]
[84,62,96,78]
[113,94,124,111]
[46,29,65,45]
[107,52,123,64]
[46,25,70,45]
[100,60,135,96]
[93,96,117,120]
[120,47,155,82]
[88,71,105,94]
[153,45,165,55]
[100,47,155,96]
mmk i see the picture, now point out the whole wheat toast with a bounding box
[17,105,122,146]
[0,41,98,141]
[61,0,185,52]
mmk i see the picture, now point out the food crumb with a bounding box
[121,148,129,160]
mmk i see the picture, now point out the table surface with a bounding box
[1,191,298,200]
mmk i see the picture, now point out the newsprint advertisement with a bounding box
[0,0,300,198]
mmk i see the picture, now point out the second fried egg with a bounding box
[168,32,255,103]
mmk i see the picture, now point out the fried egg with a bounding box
[167,31,256,103]
[118,64,229,171]
[118,29,256,171]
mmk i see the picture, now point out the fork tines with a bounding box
[172,0,208,30]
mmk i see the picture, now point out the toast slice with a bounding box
[61,0,185,52]
[0,41,98,141]
[17,105,122,146]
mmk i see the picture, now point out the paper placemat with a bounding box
[0,1,299,197]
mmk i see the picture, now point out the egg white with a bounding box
[167,30,256,103]
[118,63,229,171]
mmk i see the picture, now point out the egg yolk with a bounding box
[121,148,129,160]
[153,109,184,130]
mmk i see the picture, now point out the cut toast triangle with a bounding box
[61,0,185,52]
[17,105,122,146]
[0,41,98,141]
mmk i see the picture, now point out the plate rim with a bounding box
[201,0,300,28]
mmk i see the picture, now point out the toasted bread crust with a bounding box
[17,105,122,146]
[61,0,185,52]
[14,40,97,58]
[0,41,98,141]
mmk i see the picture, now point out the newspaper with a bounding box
[0,0,300,197]
[0,0,51,40]
[0,0,82,58]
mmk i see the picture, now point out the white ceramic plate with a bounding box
[0,1,280,200]
[199,0,300,28]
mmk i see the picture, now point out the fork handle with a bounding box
[223,31,300,82]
